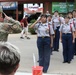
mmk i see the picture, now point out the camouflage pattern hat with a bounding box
[0,6,3,13]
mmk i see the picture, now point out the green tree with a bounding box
[74,0,76,9]
[66,0,69,13]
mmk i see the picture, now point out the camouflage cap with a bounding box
[0,6,3,13]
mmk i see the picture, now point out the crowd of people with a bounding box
[0,5,76,74]
[30,10,76,73]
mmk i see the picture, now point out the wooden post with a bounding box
[43,2,49,13]
[16,8,18,20]
[43,2,52,14]
[16,2,18,20]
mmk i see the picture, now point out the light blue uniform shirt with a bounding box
[52,16,65,30]
[48,21,56,31]
[48,20,57,30]
[52,16,60,25]
[34,22,54,37]
[69,19,73,24]
[59,23,75,33]
[73,18,76,29]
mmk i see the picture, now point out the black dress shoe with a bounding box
[20,37,24,39]
[26,37,30,39]
[43,71,47,73]
[54,49,59,52]
[37,60,39,62]
[74,53,76,55]
[63,61,68,63]
[68,61,71,64]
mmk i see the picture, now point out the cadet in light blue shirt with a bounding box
[47,15,55,53]
[59,16,75,64]
[59,23,75,34]
[35,22,54,37]
[52,11,61,51]
[72,10,76,56]
[30,14,54,73]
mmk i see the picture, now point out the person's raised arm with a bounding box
[30,17,41,28]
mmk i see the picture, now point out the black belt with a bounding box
[63,33,72,35]
[57,26,60,28]
[38,36,50,38]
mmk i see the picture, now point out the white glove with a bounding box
[37,16,41,21]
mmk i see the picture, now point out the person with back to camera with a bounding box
[0,42,20,75]
[30,14,54,73]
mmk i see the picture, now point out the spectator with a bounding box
[0,42,20,75]
[20,15,30,39]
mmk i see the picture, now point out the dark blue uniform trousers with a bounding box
[37,37,51,72]
[74,38,76,55]
[73,38,76,56]
[62,33,73,62]
[53,26,60,51]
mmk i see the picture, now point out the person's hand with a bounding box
[46,28,49,33]
[50,44,53,48]
[37,17,41,22]
[73,39,75,43]
[60,39,62,43]
[37,17,41,20]
[53,35,55,38]
[5,15,10,20]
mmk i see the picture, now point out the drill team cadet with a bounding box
[67,12,75,59]
[72,10,76,55]
[30,14,54,73]
[47,15,54,54]
[59,16,75,64]
[52,11,61,52]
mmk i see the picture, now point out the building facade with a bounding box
[0,0,74,20]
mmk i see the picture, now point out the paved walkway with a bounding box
[15,72,61,75]
[8,34,76,75]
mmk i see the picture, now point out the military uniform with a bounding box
[0,7,22,42]
[59,22,75,63]
[34,22,54,72]
[0,17,22,41]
